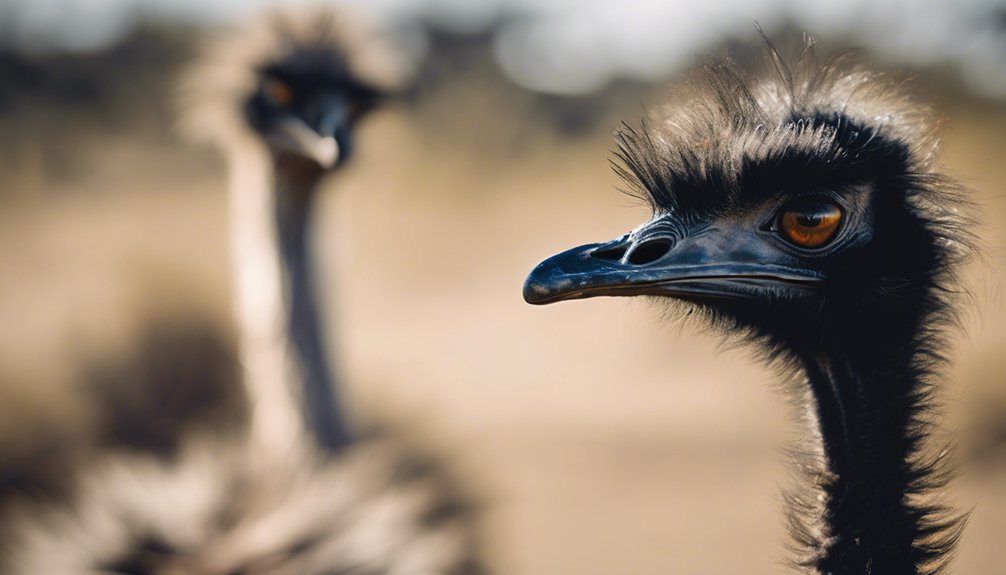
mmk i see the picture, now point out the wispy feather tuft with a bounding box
[614,43,942,221]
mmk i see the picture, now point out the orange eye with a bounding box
[777,200,843,249]
[262,78,293,106]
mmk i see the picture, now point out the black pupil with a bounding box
[797,211,825,228]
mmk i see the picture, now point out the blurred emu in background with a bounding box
[0,8,484,574]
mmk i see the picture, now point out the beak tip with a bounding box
[522,278,551,305]
[314,137,340,169]
[522,258,579,305]
[523,243,606,305]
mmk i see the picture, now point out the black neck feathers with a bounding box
[784,244,966,575]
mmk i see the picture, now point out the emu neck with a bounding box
[229,143,351,454]
[273,155,353,451]
[796,318,928,575]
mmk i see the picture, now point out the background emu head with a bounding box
[524,51,970,354]
[243,39,384,169]
[180,8,410,171]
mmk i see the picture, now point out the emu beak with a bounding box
[273,117,342,169]
[271,94,354,169]
[523,226,825,305]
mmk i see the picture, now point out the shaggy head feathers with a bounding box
[614,46,943,222]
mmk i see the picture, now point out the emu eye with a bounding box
[777,199,843,249]
[262,78,293,107]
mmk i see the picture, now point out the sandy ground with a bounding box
[1,96,1005,574]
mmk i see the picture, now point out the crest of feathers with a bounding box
[614,40,945,220]
[178,6,414,147]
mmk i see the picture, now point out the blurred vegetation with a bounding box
[2,19,1003,199]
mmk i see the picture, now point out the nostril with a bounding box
[627,238,672,265]
[590,244,628,261]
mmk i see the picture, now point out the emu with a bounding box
[178,6,409,453]
[524,46,971,575]
[2,9,482,574]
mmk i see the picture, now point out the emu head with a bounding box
[180,7,411,171]
[525,51,968,351]
[244,41,384,169]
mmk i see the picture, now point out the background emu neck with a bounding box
[274,155,351,451]
[229,144,350,454]
[794,307,932,575]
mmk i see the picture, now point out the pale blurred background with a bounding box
[1,0,1006,573]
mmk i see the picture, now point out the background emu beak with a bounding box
[273,117,341,168]
[272,97,351,169]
